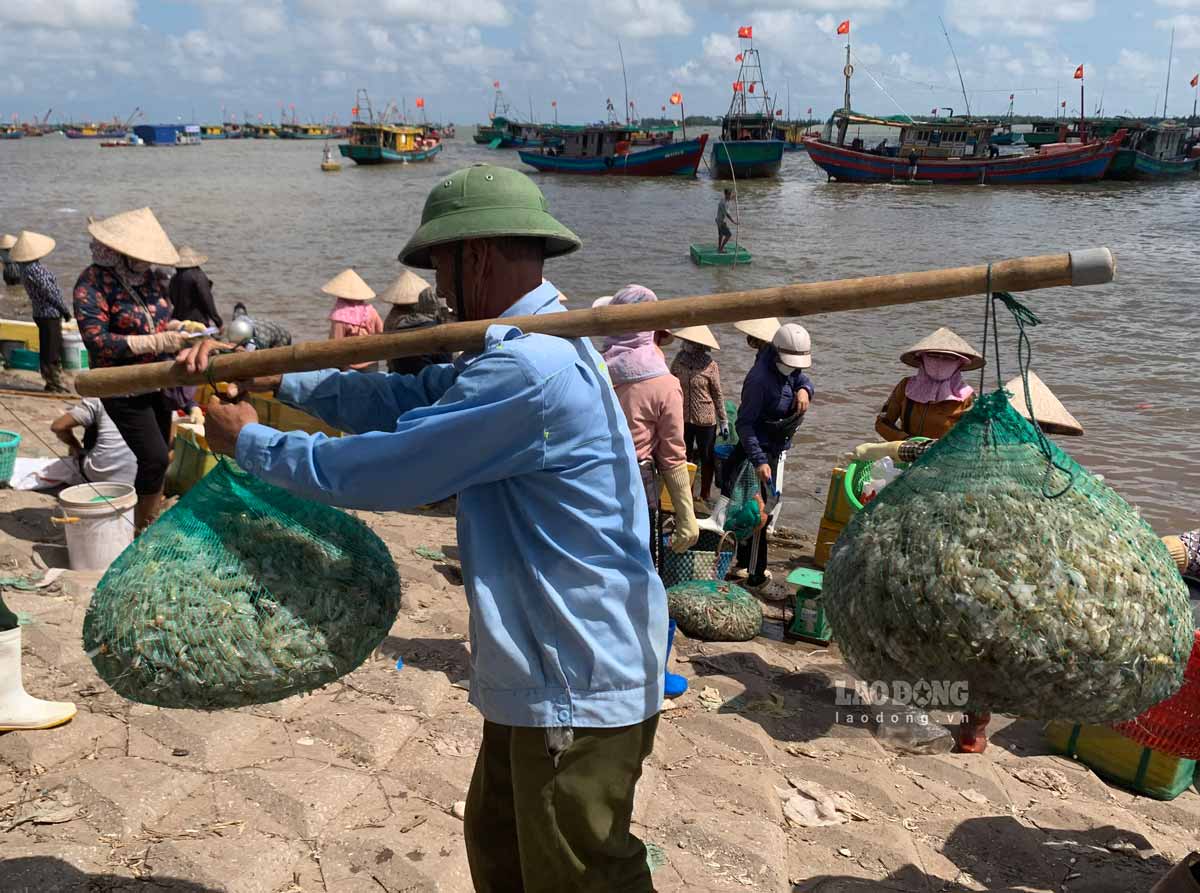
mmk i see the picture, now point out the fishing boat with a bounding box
[338,91,441,165]
[281,123,334,140]
[519,126,707,176]
[804,112,1123,184]
[247,123,280,139]
[65,126,124,140]
[200,125,225,140]
[1107,123,1200,179]
[475,86,513,144]
[223,122,244,139]
[100,133,146,148]
[0,127,23,140]
[711,36,785,178]
[772,122,818,151]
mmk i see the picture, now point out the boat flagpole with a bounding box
[837,18,851,145]
[1192,73,1198,122]
[1163,27,1175,117]
[618,39,630,124]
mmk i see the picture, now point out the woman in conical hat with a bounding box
[0,233,21,285]
[380,269,454,375]
[875,327,983,442]
[668,325,727,510]
[11,231,72,394]
[168,245,221,328]
[324,269,383,371]
[74,207,191,532]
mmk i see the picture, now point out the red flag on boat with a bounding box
[351,106,359,116]
[736,53,743,62]
[662,105,666,112]
[748,83,755,93]
[1061,100,1067,108]
[807,107,812,114]
[733,81,744,92]
[670,92,683,105]
[738,26,752,38]
[415,97,425,109]
[1073,65,1084,79]
[493,80,500,88]
[837,20,850,35]
[931,108,937,114]
[1009,93,1014,100]
[551,100,557,107]
[1192,74,1199,88]
[775,109,783,116]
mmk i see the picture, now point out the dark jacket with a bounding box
[168,267,222,327]
[736,347,814,467]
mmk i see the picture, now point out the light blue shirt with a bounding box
[236,281,667,728]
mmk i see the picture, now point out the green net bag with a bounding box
[83,461,402,709]
[725,460,765,543]
[668,580,763,642]
[824,390,1192,724]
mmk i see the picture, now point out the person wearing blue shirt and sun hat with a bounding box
[184,165,665,893]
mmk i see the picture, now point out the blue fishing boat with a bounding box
[804,112,1122,184]
[1107,124,1200,179]
[711,42,785,178]
[519,129,707,176]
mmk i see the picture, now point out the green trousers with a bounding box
[464,715,659,893]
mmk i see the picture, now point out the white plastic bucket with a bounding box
[55,482,137,571]
[61,329,86,370]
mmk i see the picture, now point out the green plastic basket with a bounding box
[0,429,20,484]
[844,438,931,512]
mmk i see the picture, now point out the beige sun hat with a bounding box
[900,327,984,372]
[175,246,208,268]
[1004,371,1083,436]
[9,231,57,263]
[88,207,180,266]
[380,270,430,305]
[321,268,376,302]
[734,317,780,344]
[592,295,614,308]
[672,325,720,350]
[0,234,16,251]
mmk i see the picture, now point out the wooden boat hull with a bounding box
[338,142,443,165]
[1107,148,1200,180]
[803,136,1120,184]
[66,130,124,140]
[281,132,333,140]
[711,140,785,179]
[518,134,708,177]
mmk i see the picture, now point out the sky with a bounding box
[0,0,1198,126]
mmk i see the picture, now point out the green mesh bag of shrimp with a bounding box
[83,461,402,709]
[824,388,1192,725]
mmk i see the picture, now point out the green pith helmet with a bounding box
[398,164,582,269]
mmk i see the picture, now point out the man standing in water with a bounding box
[188,165,666,893]
[716,187,738,253]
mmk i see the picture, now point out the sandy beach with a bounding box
[0,381,1197,893]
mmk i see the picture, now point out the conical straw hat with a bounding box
[1004,371,1083,436]
[321,268,376,302]
[9,231,56,263]
[175,246,208,268]
[88,207,180,266]
[901,327,984,372]
[0,234,16,251]
[672,325,720,350]
[380,270,429,305]
[734,317,780,344]
[592,295,613,308]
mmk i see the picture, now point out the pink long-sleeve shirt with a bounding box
[613,373,688,470]
[330,307,385,371]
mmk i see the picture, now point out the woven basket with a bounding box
[1114,629,1200,759]
[660,530,735,589]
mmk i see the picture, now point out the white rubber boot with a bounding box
[698,494,730,534]
[0,628,76,732]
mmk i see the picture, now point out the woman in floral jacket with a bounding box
[74,208,190,532]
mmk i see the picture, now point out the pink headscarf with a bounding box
[905,351,975,404]
[329,298,377,330]
[601,285,670,385]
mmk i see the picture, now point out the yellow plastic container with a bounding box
[813,517,844,569]
[823,466,852,526]
[195,385,343,439]
[659,462,698,514]
[1045,720,1197,801]
[0,318,41,350]
[165,424,219,497]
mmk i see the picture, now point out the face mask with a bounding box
[775,361,794,378]
[126,258,152,275]
[921,353,963,382]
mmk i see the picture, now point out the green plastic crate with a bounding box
[6,348,39,371]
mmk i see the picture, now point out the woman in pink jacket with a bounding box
[324,268,383,371]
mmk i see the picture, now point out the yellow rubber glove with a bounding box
[1162,536,1187,574]
[853,441,903,463]
[661,464,699,554]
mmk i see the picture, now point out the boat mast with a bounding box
[618,39,630,124]
[1163,27,1175,117]
[837,29,851,145]
[939,17,972,119]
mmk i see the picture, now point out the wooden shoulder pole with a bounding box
[75,248,1114,399]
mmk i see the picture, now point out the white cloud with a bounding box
[605,0,693,38]
[0,0,136,29]
[945,0,1095,37]
[0,74,26,95]
[667,59,715,87]
[241,3,286,36]
[299,0,512,28]
[318,69,346,88]
[1156,0,1200,7]
[1156,14,1200,48]
[1117,49,1161,79]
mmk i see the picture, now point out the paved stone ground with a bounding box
[0,389,1198,892]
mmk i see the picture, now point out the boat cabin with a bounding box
[1129,124,1189,160]
[348,122,429,153]
[721,114,776,142]
[544,126,643,158]
[200,125,223,138]
[824,112,996,158]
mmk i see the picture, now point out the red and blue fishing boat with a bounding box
[804,112,1122,184]
[519,126,707,176]
[1107,123,1200,179]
